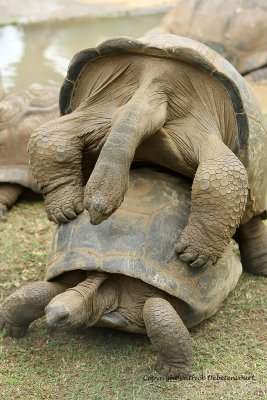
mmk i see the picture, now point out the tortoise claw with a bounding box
[44,185,84,224]
[156,357,191,378]
[175,238,188,254]
[190,256,208,268]
[176,226,220,268]
[179,250,198,263]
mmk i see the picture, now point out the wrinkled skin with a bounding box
[0,272,192,378]
[29,54,251,269]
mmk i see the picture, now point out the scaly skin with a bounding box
[28,115,84,223]
[176,135,248,267]
[87,131,248,268]
[143,297,192,378]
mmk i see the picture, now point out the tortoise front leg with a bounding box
[28,114,85,224]
[0,281,67,337]
[0,183,24,219]
[143,297,192,378]
[176,135,248,268]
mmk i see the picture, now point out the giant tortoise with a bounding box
[147,0,267,82]
[0,168,242,377]
[0,84,59,218]
[28,34,267,275]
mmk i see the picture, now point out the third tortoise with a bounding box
[0,84,59,218]
[146,0,267,82]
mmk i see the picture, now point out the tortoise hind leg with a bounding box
[235,216,267,276]
[84,84,167,225]
[143,297,192,378]
[0,183,24,219]
[0,281,67,338]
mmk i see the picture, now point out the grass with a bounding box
[0,192,266,400]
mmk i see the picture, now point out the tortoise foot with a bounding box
[85,194,124,225]
[235,217,267,277]
[0,311,28,338]
[45,183,84,224]
[0,203,7,220]
[175,227,222,268]
[249,263,267,277]
[144,298,193,379]
[156,357,191,379]
[84,168,128,225]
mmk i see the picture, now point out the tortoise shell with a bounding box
[149,0,267,76]
[59,34,267,222]
[46,168,242,329]
[0,84,59,191]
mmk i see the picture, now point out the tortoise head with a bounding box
[45,290,88,329]
[45,279,120,330]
